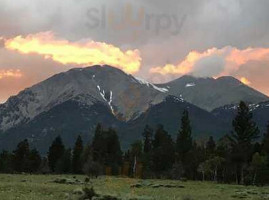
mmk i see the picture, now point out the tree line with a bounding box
[0,101,269,185]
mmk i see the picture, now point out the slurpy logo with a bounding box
[86,3,186,38]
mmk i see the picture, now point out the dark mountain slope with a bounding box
[157,76,269,111]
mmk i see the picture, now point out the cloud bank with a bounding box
[5,32,141,74]
[1,0,269,102]
[150,46,269,78]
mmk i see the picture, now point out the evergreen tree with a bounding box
[186,141,207,180]
[0,150,13,173]
[72,135,83,174]
[91,125,122,174]
[12,139,30,172]
[105,128,122,168]
[206,136,216,157]
[142,125,153,153]
[92,123,104,162]
[229,101,260,184]
[152,124,175,174]
[56,148,72,173]
[27,148,42,173]
[176,110,192,163]
[262,122,269,156]
[48,136,65,172]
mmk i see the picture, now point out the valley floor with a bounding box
[0,174,268,200]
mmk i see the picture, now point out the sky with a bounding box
[1,0,269,103]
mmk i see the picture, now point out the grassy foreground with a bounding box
[0,174,268,200]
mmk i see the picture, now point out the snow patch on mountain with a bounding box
[185,83,196,87]
[134,77,169,93]
[96,85,114,114]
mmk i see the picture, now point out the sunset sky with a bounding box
[1,0,269,103]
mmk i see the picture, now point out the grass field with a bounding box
[0,174,268,200]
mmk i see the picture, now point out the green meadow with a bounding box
[0,174,268,200]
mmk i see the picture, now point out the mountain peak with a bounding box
[216,76,242,84]
[156,74,269,111]
[0,65,165,131]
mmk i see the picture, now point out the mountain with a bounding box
[0,96,228,153]
[0,65,268,152]
[124,96,229,142]
[212,101,269,134]
[0,65,167,132]
[156,75,269,111]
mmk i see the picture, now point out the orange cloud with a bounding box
[5,32,142,74]
[150,48,222,75]
[0,69,23,80]
[150,46,269,77]
[240,77,251,85]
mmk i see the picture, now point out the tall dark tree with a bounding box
[0,150,13,173]
[152,125,175,173]
[13,139,30,172]
[72,135,83,174]
[56,148,72,173]
[206,136,216,157]
[48,136,65,172]
[91,125,122,174]
[92,123,104,162]
[229,101,260,184]
[176,110,192,163]
[262,122,269,157]
[142,125,153,153]
[105,128,122,168]
[27,148,42,173]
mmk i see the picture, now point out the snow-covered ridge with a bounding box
[219,101,269,112]
[134,77,169,93]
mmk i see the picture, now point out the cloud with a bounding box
[5,32,142,74]
[0,69,23,79]
[0,37,4,48]
[0,69,24,103]
[1,0,269,100]
[150,46,269,78]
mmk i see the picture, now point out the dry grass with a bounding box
[0,174,268,200]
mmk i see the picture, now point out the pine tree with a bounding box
[105,128,122,168]
[142,125,153,153]
[12,139,30,172]
[206,136,216,157]
[0,150,13,173]
[229,101,260,184]
[48,136,65,172]
[176,110,192,163]
[92,123,104,163]
[72,135,83,174]
[91,125,122,174]
[152,124,175,173]
[56,148,72,173]
[27,148,42,173]
[262,122,269,156]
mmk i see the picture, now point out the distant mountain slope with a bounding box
[0,99,128,153]
[0,65,167,132]
[157,75,269,111]
[0,65,268,152]
[126,96,229,141]
[212,101,269,134]
[0,96,229,153]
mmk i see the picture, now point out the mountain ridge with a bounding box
[0,65,268,152]
[156,75,268,111]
